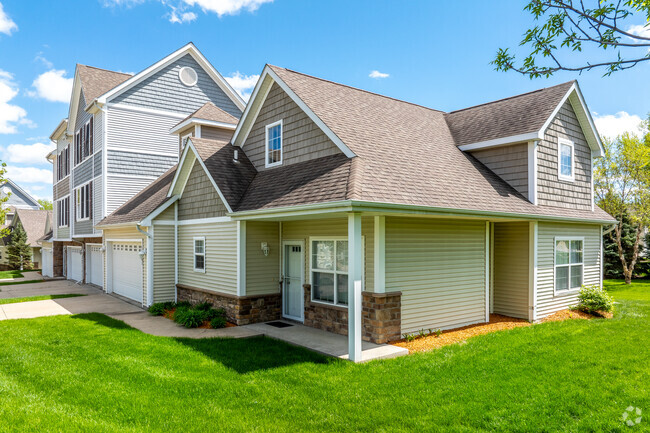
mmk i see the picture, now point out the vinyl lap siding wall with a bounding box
[107,150,176,178]
[54,177,70,200]
[106,176,155,215]
[243,82,342,171]
[200,126,233,141]
[178,222,237,294]
[110,54,242,118]
[537,101,592,210]
[73,158,93,187]
[246,221,280,296]
[386,217,486,334]
[177,163,228,220]
[106,106,180,156]
[152,224,175,302]
[536,222,601,318]
[471,144,529,199]
[492,222,529,319]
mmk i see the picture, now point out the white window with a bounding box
[558,138,575,182]
[265,120,283,168]
[310,239,355,306]
[75,183,92,221]
[57,197,69,227]
[555,238,583,292]
[193,237,205,272]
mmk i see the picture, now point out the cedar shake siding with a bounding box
[537,101,593,210]
[111,54,242,118]
[243,82,342,171]
[470,143,529,199]
[177,162,228,220]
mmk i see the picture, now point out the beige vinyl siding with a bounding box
[156,204,176,221]
[152,224,175,302]
[103,226,146,241]
[178,222,237,294]
[246,221,280,296]
[282,217,375,292]
[386,217,486,334]
[537,101,593,210]
[492,222,530,319]
[470,144,528,199]
[536,222,601,318]
[200,126,233,142]
[177,161,228,220]
[242,82,342,171]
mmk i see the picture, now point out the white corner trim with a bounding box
[236,221,246,296]
[147,225,154,305]
[485,221,490,323]
[527,140,538,205]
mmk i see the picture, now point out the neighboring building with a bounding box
[97,65,615,361]
[0,209,52,270]
[48,43,245,285]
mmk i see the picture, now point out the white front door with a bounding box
[87,245,104,288]
[283,242,304,321]
[111,243,143,303]
[42,248,53,277]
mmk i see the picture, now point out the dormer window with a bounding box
[558,138,574,182]
[265,120,283,168]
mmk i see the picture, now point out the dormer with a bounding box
[446,81,604,211]
[170,102,238,155]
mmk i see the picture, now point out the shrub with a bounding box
[210,315,227,329]
[195,301,213,311]
[175,301,191,309]
[174,308,206,328]
[576,285,615,314]
[205,307,226,321]
[148,303,167,316]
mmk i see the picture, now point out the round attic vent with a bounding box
[179,66,198,87]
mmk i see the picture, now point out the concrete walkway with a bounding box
[0,280,407,361]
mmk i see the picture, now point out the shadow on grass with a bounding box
[174,335,335,374]
[70,312,138,330]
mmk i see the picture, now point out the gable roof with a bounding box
[96,166,177,227]
[77,65,132,107]
[170,102,239,134]
[14,209,51,247]
[0,179,41,209]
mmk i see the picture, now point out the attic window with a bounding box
[179,67,198,87]
[558,138,575,182]
[265,120,283,168]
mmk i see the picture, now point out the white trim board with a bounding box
[106,102,187,119]
[169,117,237,135]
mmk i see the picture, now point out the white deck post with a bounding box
[374,216,385,294]
[348,213,362,362]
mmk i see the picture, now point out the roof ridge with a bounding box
[448,80,575,114]
[270,65,446,114]
[77,64,133,77]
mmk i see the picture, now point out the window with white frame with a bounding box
[555,238,583,292]
[75,183,92,221]
[194,237,205,272]
[265,120,283,167]
[311,239,350,306]
[558,138,575,181]
[57,197,69,227]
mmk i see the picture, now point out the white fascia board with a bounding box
[186,139,234,213]
[458,132,540,152]
[569,84,605,157]
[97,43,245,112]
[66,71,83,135]
[49,119,68,141]
[169,118,237,135]
[140,195,180,227]
[232,67,273,147]
[167,140,195,197]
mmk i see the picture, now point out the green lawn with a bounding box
[0,270,23,279]
[0,281,648,432]
[0,279,46,287]
[0,294,85,305]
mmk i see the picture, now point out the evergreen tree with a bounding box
[6,223,33,271]
[603,212,638,279]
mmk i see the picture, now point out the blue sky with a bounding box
[0,0,648,202]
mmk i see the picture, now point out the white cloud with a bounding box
[182,0,272,16]
[169,10,197,23]
[593,111,645,140]
[369,70,389,79]
[5,166,52,184]
[225,71,259,101]
[0,70,30,134]
[627,24,650,39]
[0,2,17,35]
[28,69,73,103]
[1,142,55,164]
[34,53,53,69]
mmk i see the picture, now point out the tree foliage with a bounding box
[603,212,638,278]
[0,162,9,237]
[38,199,53,210]
[6,223,33,271]
[493,0,650,77]
[595,123,650,283]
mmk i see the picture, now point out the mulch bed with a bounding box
[394,310,611,353]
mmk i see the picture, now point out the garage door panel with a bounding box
[87,246,104,287]
[111,243,142,303]
[67,247,83,282]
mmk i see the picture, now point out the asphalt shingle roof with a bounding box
[77,65,132,106]
[14,209,51,247]
[173,102,239,130]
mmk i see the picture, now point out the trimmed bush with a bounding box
[205,307,226,321]
[195,301,213,311]
[174,308,206,328]
[577,285,615,314]
[148,303,167,316]
[210,316,227,329]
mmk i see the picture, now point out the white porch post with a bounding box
[374,216,385,294]
[348,212,362,362]
[237,221,247,297]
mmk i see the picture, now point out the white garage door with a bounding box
[86,245,104,288]
[67,247,83,282]
[111,243,142,303]
[42,248,53,278]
